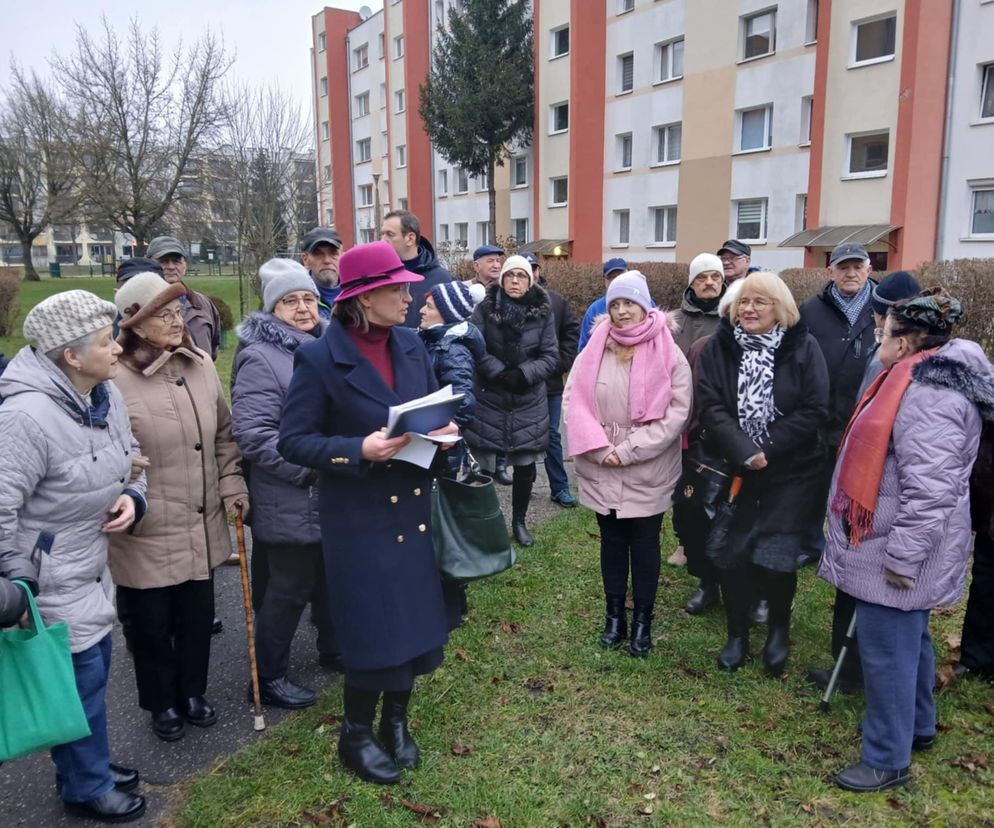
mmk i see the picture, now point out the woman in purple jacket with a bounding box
[820,288,994,793]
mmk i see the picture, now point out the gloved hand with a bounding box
[500,367,529,393]
[884,568,915,589]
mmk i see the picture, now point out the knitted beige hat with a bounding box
[115,271,187,329]
[23,290,118,355]
[499,254,534,286]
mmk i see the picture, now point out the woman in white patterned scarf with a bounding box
[695,272,829,677]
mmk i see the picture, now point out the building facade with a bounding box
[312,0,994,270]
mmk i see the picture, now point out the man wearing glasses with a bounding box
[716,239,759,284]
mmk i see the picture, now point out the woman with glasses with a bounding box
[109,273,248,741]
[696,272,828,675]
[464,255,559,546]
[230,260,337,710]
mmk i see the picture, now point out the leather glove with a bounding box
[884,568,915,590]
[503,367,528,393]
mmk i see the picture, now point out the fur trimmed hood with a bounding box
[236,311,326,354]
[479,282,551,324]
[912,339,994,421]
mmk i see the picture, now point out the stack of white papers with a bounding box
[386,385,463,469]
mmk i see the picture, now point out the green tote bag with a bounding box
[0,581,91,761]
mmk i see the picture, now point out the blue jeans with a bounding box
[51,634,114,803]
[856,601,935,770]
[544,394,570,496]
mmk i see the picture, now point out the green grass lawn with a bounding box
[172,509,994,827]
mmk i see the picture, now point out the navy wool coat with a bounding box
[278,318,448,672]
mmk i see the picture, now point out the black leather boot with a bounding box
[629,604,654,658]
[599,594,627,649]
[511,464,536,547]
[761,568,797,677]
[378,689,420,769]
[494,456,513,486]
[717,570,751,672]
[685,579,720,615]
[338,686,400,784]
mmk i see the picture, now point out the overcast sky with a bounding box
[1,0,373,138]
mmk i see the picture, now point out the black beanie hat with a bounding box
[871,271,921,317]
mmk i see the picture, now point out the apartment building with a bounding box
[313,0,994,269]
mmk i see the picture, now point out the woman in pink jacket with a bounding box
[564,272,692,656]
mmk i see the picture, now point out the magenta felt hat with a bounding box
[335,241,423,302]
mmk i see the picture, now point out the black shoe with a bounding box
[512,518,533,547]
[379,696,420,769]
[179,695,217,727]
[806,667,861,695]
[212,616,223,635]
[835,761,910,793]
[953,662,994,682]
[56,764,140,796]
[550,490,578,508]
[319,652,345,672]
[151,708,185,742]
[717,636,749,672]
[796,549,821,568]
[64,788,146,823]
[494,467,513,486]
[685,583,720,616]
[257,676,317,709]
[599,595,627,649]
[762,625,790,677]
[912,734,936,751]
[750,599,769,626]
[629,607,653,658]
[338,718,401,784]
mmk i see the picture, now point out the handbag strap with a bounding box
[11,580,45,634]
[460,449,483,480]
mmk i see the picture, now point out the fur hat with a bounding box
[23,290,118,355]
[430,280,482,324]
[261,259,318,312]
[606,271,653,312]
[115,272,187,330]
[500,254,534,286]
[688,253,724,285]
[718,278,746,317]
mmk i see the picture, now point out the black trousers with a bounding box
[596,511,664,607]
[118,578,213,713]
[672,500,717,583]
[961,531,994,676]
[253,540,336,680]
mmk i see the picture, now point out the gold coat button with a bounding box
[396,534,405,543]
[418,524,427,533]
[390,495,398,504]
[413,487,422,496]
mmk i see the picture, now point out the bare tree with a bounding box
[54,17,232,254]
[0,68,80,280]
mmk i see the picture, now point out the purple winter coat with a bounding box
[231,313,326,545]
[819,339,994,611]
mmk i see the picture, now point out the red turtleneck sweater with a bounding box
[346,322,395,389]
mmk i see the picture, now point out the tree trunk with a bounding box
[21,237,40,281]
[488,156,497,245]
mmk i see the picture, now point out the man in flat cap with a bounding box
[299,227,343,318]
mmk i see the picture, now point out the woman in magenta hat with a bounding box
[279,241,458,785]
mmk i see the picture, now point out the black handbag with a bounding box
[674,440,736,509]
[432,453,516,582]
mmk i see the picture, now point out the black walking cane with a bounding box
[818,608,858,712]
[235,504,265,731]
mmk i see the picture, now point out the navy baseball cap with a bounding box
[301,227,343,253]
[523,252,539,268]
[829,242,870,267]
[603,257,627,278]
[117,257,164,285]
[472,244,504,260]
[717,239,752,258]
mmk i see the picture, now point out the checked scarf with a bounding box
[733,323,785,445]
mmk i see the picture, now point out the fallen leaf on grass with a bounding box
[886,797,904,810]
[937,722,953,732]
[951,754,989,772]
[650,765,661,774]
[496,695,510,706]
[800,804,813,813]
[298,796,350,825]
[626,782,643,795]
[943,633,962,651]
[454,648,470,661]
[498,621,525,634]
[625,597,635,610]
[635,803,654,815]
[585,531,601,540]
[451,743,474,756]
[691,756,718,770]
[984,702,994,717]
[935,662,958,690]
[585,818,608,828]
[470,818,503,828]
[281,745,301,756]
[525,677,553,695]
[379,793,446,824]
[315,714,343,728]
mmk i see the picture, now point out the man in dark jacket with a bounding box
[471,245,504,288]
[672,253,726,355]
[800,241,877,694]
[717,239,759,284]
[380,209,454,327]
[527,253,580,507]
[300,227,343,317]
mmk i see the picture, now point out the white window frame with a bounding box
[512,218,528,243]
[741,9,776,62]
[380,83,387,110]
[551,25,569,59]
[455,167,469,194]
[438,169,448,196]
[649,205,678,246]
[359,228,376,243]
[805,0,819,44]
[396,145,407,168]
[654,37,684,84]
[512,156,528,188]
[844,130,889,179]
[476,221,491,246]
[320,77,328,97]
[850,12,897,69]
[358,184,373,207]
[734,198,768,244]
[550,176,568,207]
[618,52,635,94]
[321,121,330,141]
[800,96,813,146]
[377,33,385,60]
[476,169,490,191]
[550,101,569,134]
[616,133,633,172]
[353,43,369,71]
[356,138,371,163]
[613,209,630,247]
[618,0,635,14]
[394,89,406,113]
[969,184,994,238]
[455,222,468,244]
[322,164,331,181]
[394,35,405,59]
[438,223,449,243]
[381,131,389,157]
[652,122,682,165]
[980,63,994,121]
[354,92,370,118]
[318,32,327,52]
[736,104,773,153]
[795,194,809,233]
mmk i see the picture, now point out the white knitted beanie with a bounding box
[23,290,118,354]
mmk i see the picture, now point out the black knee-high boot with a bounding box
[378,688,419,769]
[761,568,797,677]
[338,685,400,784]
[717,568,751,672]
[511,464,536,547]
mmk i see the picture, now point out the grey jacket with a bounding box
[819,339,994,611]
[231,313,325,545]
[671,287,721,356]
[0,347,146,652]
[0,577,27,626]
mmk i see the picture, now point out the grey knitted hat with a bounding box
[23,290,118,355]
[261,259,318,312]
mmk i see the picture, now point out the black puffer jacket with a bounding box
[540,279,579,396]
[401,237,454,328]
[464,284,559,453]
[419,321,485,429]
[696,317,829,535]
[799,281,876,447]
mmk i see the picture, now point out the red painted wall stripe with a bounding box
[403,0,435,235]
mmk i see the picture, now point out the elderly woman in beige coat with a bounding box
[109,272,247,742]
[565,272,692,657]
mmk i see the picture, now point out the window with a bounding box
[615,210,630,245]
[805,0,819,43]
[379,83,387,109]
[735,199,768,242]
[378,33,385,59]
[742,10,776,60]
[800,96,813,145]
[354,92,370,117]
[982,64,994,119]
[358,184,373,207]
[652,206,678,244]
[398,198,408,211]
[847,131,889,177]
[512,156,528,187]
[394,89,406,113]
[795,194,808,232]
[381,130,389,156]
[550,102,569,134]
[513,218,528,243]
[852,14,897,66]
[618,53,634,93]
[971,188,994,236]
[321,121,330,141]
[477,169,490,191]
[619,0,634,13]
[322,164,331,181]
[439,223,449,242]
[325,208,334,225]
[396,145,407,167]
[738,105,773,152]
[394,35,404,59]
[653,123,682,164]
[434,0,444,23]
[455,167,469,193]
[438,169,448,195]
[617,133,633,170]
[477,221,490,245]
[356,138,371,162]
[360,228,376,243]
[551,26,569,58]
[656,37,684,83]
[455,222,468,244]
[353,43,369,70]
[550,176,568,206]
[318,32,326,52]
[320,77,328,96]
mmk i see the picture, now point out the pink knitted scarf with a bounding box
[567,309,677,457]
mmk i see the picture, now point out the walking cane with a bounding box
[235,503,266,731]
[818,608,858,713]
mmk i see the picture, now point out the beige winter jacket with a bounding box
[108,331,247,588]
[564,338,692,518]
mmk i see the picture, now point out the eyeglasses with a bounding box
[692,273,724,283]
[873,327,900,344]
[152,307,183,323]
[720,254,747,264]
[280,295,318,309]
[503,272,530,283]
[736,297,773,309]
